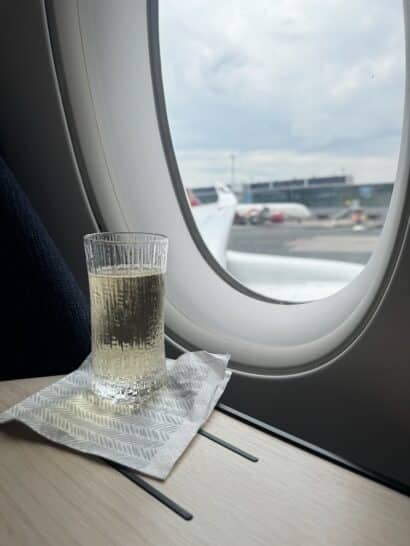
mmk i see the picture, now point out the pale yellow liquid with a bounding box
[89,268,166,402]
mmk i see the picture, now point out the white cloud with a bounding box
[159,0,404,185]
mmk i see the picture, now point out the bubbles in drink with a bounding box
[89,267,166,403]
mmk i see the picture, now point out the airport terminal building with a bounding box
[237,176,393,218]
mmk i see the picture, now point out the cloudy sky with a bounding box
[159,0,404,187]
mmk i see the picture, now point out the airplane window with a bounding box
[158,1,404,302]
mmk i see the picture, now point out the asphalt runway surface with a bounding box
[227,224,382,264]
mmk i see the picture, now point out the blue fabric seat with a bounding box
[0,155,90,380]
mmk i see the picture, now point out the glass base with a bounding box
[92,371,167,405]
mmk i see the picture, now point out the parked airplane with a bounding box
[187,185,362,301]
[236,202,312,222]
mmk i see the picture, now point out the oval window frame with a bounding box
[45,0,410,376]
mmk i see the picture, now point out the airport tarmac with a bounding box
[228,223,382,264]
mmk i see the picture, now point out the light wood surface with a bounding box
[0,376,409,546]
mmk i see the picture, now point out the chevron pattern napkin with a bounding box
[0,351,231,479]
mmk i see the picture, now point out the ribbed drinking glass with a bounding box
[84,232,168,403]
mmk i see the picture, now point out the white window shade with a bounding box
[46,0,409,374]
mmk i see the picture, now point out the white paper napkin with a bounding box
[0,351,231,480]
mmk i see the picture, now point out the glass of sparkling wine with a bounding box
[84,232,168,404]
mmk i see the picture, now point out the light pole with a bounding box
[230,153,236,188]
